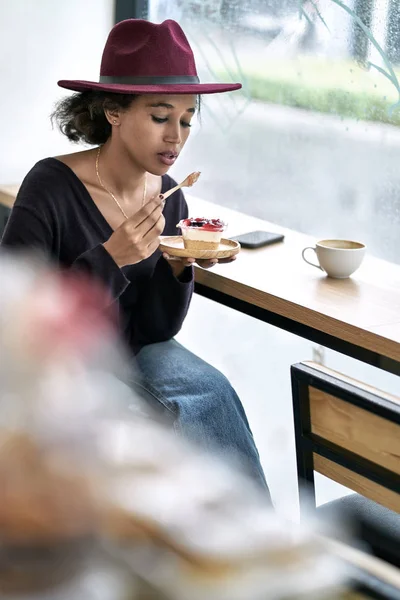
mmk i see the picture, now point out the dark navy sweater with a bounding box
[1,158,194,355]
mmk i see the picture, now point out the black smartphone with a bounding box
[231,230,285,249]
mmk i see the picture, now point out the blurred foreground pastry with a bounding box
[0,255,346,599]
[97,420,342,600]
[0,432,98,593]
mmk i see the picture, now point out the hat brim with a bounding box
[57,80,242,95]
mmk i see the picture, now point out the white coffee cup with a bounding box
[302,239,366,278]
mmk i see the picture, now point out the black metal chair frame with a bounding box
[290,362,400,515]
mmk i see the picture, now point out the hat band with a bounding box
[99,75,200,85]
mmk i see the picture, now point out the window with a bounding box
[150,0,400,264]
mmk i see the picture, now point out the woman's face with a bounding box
[115,94,196,175]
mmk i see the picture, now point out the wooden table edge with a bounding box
[194,267,400,365]
[0,185,19,209]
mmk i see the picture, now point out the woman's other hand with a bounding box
[162,253,237,278]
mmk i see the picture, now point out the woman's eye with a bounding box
[151,115,191,128]
[151,116,168,123]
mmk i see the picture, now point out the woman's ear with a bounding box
[104,109,120,126]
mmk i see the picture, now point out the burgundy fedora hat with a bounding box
[58,19,241,95]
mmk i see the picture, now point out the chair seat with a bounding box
[318,494,400,567]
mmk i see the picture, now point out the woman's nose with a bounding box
[164,123,181,144]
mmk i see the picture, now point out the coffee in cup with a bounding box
[302,239,366,278]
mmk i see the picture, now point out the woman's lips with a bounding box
[157,152,177,166]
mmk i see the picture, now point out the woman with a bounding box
[1,19,270,497]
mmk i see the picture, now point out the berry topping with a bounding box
[180,218,226,231]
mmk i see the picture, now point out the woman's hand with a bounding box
[163,253,237,278]
[103,195,165,268]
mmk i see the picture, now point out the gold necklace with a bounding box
[95,146,147,219]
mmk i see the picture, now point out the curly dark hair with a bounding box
[51,91,137,145]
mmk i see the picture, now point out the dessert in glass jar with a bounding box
[177,218,227,251]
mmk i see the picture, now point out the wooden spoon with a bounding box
[162,171,201,201]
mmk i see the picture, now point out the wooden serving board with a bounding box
[159,236,241,260]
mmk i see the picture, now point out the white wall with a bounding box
[0,0,114,184]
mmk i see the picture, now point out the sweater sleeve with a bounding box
[129,187,194,347]
[1,181,130,303]
[70,244,130,300]
[131,256,194,346]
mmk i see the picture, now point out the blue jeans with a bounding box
[133,339,271,499]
